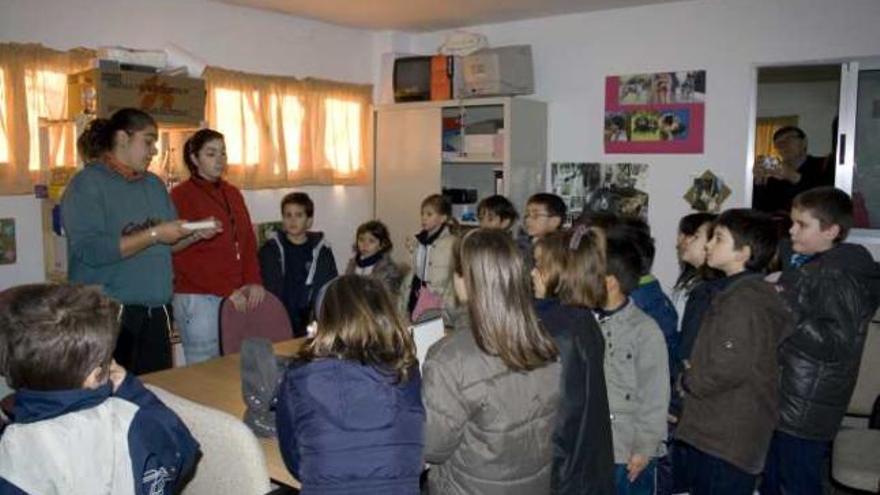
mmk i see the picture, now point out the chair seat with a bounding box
[833,428,880,492]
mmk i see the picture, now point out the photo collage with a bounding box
[604,70,706,153]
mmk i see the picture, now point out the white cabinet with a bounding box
[374,97,547,264]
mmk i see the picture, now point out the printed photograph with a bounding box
[683,170,731,213]
[551,162,649,223]
[617,74,653,104]
[630,111,661,141]
[604,112,630,142]
[671,70,706,102]
[0,218,16,265]
[658,109,690,141]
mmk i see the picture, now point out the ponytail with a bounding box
[77,118,112,162]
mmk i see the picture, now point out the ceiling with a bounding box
[214,0,685,32]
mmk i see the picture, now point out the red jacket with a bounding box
[171,176,262,296]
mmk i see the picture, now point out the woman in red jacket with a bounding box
[171,129,264,364]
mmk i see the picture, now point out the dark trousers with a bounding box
[614,460,657,495]
[116,304,173,375]
[680,443,756,495]
[759,430,830,495]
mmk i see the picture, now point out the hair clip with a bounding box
[569,224,588,251]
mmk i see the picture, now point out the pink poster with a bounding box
[604,71,705,154]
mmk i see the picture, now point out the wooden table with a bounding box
[142,339,305,489]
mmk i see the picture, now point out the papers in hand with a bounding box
[182,220,218,231]
[410,317,445,371]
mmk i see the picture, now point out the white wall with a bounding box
[410,0,880,287]
[0,0,379,289]
[757,80,840,157]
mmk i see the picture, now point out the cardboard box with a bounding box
[464,134,497,157]
[68,68,205,127]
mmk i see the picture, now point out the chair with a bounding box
[833,426,880,493]
[847,315,880,417]
[145,384,273,495]
[219,292,293,355]
[832,316,880,492]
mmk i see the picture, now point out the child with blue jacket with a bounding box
[276,275,425,494]
[259,192,338,337]
[0,284,200,495]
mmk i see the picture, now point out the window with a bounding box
[203,66,371,188]
[214,88,262,167]
[0,43,93,194]
[324,98,362,176]
[275,94,304,174]
[25,69,71,170]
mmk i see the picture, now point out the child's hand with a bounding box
[108,360,127,392]
[626,453,650,482]
[405,235,416,253]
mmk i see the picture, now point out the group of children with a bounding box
[0,181,878,495]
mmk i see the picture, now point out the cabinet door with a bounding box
[375,107,442,266]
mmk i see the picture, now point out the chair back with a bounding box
[849,314,880,416]
[145,384,273,495]
[220,292,292,355]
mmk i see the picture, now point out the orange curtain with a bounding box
[0,43,94,194]
[755,115,798,161]
[203,66,372,189]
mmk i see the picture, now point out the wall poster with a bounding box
[604,70,706,153]
[551,162,649,225]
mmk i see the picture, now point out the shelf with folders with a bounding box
[37,117,85,283]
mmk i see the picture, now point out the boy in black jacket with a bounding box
[259,192,338,337]
[761,187,880,495]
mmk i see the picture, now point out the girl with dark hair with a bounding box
[672,213,720,316]
[344,220,403,296]
[61,108,214,374]
[170,128,264,364]
[276,274,424,494]
[422,229,560,495]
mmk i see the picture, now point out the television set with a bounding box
[460,45,534,98]
[394,55,461,102]
[393,56,432,102]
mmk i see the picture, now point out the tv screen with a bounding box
[394,56,432,102]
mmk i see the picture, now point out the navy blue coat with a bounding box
[276,358,425,494]
[0,375,199,495]
[631,277,679,375]
[536,298,616,495]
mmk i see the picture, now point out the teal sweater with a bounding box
[61,163,176,306]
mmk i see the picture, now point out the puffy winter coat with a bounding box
[422,321,561,495]
[777,242,880,440]
[535,298,615,495]
[276,358,425,495]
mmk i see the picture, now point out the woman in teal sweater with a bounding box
[61,108,216,374]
